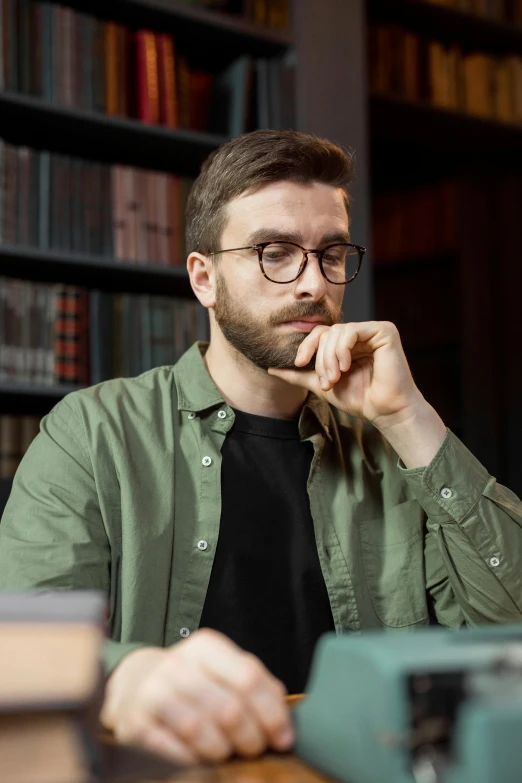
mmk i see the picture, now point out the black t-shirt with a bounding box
[199,408,335,694]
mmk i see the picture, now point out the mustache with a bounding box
[269,302,338,327]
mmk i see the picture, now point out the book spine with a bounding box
[101,163,113,257]
[0,414,21,478]
[136,30,160,123]
[105,21,119,115]
[134,167,148,263]
[34,282,47,384]
[167,174,181,267]
[16,146,29,246]
[159,34,178,127]
[112,165,125,260]
[78,288,89,385]
[28,146,39,246]
[38,150,50,250]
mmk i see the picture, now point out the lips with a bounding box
[282,317,328,326]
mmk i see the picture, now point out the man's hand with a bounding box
[100,629,294,766]
[268,321,447,469]
[268,321,420,430]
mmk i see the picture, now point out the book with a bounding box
[210,55,253,137]
[156,33,178,128]
[136,29,160,124]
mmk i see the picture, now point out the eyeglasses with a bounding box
[209,241,366,285]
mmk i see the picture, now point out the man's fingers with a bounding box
[118,715,197,766]
[294,325,330,367]
[180,634,293,751]
[155,665,268,759]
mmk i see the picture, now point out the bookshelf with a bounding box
[0,92,228,174]
[0,0,373,505]
[367,0,522,495]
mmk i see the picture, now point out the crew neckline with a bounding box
[231,408,301,440]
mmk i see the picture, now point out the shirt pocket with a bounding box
[358,499,428,628]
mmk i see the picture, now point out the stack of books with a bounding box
[0,277,209,387]
[369,25,522,123]
[0,1,294,136]
[0,140,193,265]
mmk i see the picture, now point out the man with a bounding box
[1,129,522,766]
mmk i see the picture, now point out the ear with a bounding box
[188,252,216,308]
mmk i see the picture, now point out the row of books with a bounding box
[0,414,40,479]
[369,25,522,123]
[0,277,209,387]
[372,180,458,263]
[419,0,522,26]
[0,140,193,264]
[0,1,294,136]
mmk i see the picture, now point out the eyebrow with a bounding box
[244,228,351,246]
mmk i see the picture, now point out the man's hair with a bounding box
[185,129,355,256]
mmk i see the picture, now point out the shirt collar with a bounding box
[174,341,332,441]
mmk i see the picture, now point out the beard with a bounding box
[213,272,343,371]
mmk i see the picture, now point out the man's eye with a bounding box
[323,253,344,265]
[263,251,289,261]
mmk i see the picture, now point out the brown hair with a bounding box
[185,129,355,255]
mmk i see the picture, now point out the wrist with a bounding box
[100,646,165,730]
[373,396,447,470]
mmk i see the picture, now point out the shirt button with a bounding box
[489,556,500,567]
[188,412,196,420]
[197,540,208,551]
[441,487,453,499]
[202,456,212,467]
[180,627,190,638]
[217,410,227,419]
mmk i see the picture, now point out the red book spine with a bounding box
[78,288,90,385]
[136,30,159,124]
[156,33,178,128]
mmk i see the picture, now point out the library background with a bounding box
[1,0,522,514]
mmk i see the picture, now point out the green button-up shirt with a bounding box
[1,342,522,675]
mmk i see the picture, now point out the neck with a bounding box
[204,332,308,420]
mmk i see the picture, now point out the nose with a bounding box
[293,252,328,300]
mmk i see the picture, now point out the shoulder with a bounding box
[48,366,179,429]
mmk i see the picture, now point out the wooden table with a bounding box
[141,754,334,783]
[105,696,334,783]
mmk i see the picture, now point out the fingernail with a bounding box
[274,727,294,750]
[320,377,328,389]
[327,370,333,381]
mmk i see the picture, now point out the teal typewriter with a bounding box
[294,625,522,783]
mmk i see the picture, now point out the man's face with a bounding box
[212,180,348,370]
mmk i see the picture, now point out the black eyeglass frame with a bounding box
[209,241,366,285]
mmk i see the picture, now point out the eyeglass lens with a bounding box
[260,243,359,283]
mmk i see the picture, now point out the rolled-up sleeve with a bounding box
[399,429,522,625]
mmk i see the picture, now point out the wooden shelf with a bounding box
[370,95,522,170]
[0,245,193,297]
[59,0,292,55]
[0,92,228,175]
[369,0,522,55]
[0,383,87,398]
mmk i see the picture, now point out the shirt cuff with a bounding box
[397,428,490,524]
[102,639,148,676]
